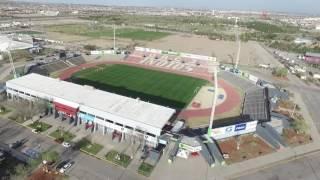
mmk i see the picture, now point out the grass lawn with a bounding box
[17,30,43,35]
[71,64,207,108]
[49,129,75,142]
[105,150,132,168]
[28,121,52,132]
[46,24,170,41]
[138,162,154,177]
[78,139,103,155]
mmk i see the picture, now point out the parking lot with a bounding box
[0,116,145,180]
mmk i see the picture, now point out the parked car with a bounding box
[9,140,23,149]
[0,149,6,162]
[62,142,71,148]
[56,160,69,170]
[32,129,39,134]
[59,161,74,173]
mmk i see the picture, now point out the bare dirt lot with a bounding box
[146,34,282,67]
[282,128,312,147]
[45,31,133,48]
[43,25,281,68]
[28,167,63,180]
[217,134,275,164]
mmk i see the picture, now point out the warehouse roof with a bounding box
[305,52,320,58]
[6,73,176,131]
[0,36,33,51]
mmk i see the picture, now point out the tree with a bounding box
[41,150,59,162]
[11,99,47,121]
[33,99,47,115]
[272,67,288,78]
[0,105,5,113]
[13,100,33,121]
[10,164,28,180]
[83,44,97,51]
[292,118,308,134]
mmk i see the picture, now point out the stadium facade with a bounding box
[6,73,176,147]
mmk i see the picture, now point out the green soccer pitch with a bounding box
[71,64,208,109]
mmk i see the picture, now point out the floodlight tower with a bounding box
[234,17,241,70]
[207,59,219,137]
[0,42,17,78]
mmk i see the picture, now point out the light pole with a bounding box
[207,59,219,137]
[234,17,241,70]
[113,24,116,51]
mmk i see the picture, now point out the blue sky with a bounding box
[19,0,319,14]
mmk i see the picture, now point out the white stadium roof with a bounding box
[6,74,176,131]
[0,35,33,51]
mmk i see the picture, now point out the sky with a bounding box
[18,0,320,15]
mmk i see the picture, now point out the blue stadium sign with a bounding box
[235,123,247,132]
[211,120,258,140]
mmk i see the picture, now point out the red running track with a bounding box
[58,61,241,119]
[178,79,241,119]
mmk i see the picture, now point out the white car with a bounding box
[32,129,39,134]
[62,142,71,148]
[59,161,74,174]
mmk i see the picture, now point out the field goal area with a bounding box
[71,64,208,109]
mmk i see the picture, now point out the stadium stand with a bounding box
[242,88,270,123]
[41,60,70,73]
[67,56,86,66]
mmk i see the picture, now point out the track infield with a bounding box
[71,64,208,109]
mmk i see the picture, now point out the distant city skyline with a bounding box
[17,0,320,15]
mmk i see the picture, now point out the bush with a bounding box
[76,138,103,155]
[105,150,132,168]
[50,129,75,142]
[0,106,5,112]
[291,117,308,134]
[138,162,154,177]
[28,121,52,132]
[41,151,59,163]
[272,67,288,78]
[83,44,97,51]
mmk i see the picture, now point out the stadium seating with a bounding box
[41,61,70,73]
[126,50,211,76]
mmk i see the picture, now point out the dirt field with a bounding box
[282,128,312,147]
[45,31,133,48]
[44,27,282,68]
[146,34,282,67]
[217,134,275,164]
[186,86,226,110]
[28,168,63,180]
[32,17,91,26]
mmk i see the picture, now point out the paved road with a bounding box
[219,71,258,92]
[0,117,144,180]
[235,152,320,180]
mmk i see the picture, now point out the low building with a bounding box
[304,52,320,64]
[6,74,176,147]
[294,37,313,45]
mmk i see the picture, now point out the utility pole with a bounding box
[7,50,17,79]
[0,42,17,78]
